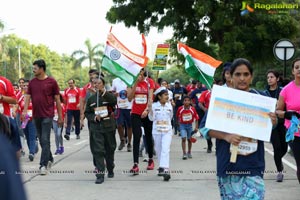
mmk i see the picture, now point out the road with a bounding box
[19,126,300,200]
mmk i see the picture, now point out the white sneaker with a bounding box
[39,166,48,175]
[47,161,53,170]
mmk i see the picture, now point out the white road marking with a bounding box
[265,147,297,171]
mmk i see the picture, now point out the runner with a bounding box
[84,76,117,184]
[64,79,81,140]
[265,69,287,182]
[200,58,277,199]
[276,58,300,184]
[22,59,63,175]
[128,69,155,175]
[112,77,133,152]
[149,86,173,181]
[176,96,199,159]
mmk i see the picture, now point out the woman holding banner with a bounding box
[127,69,155,175]
[200,58,277,199]
[276,58,300,184]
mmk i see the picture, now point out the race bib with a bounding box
[182,113,192,122]
[156,120,170,132]
[0,103,3,114]
[174,94,182,100]
[135,94,147,104]
[68,96,76,103]
[27,110,33,117]
[230,137,258,156]
[94,106,108,118]
[118,99,128,108]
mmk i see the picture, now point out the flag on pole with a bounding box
[102,32,149,86]
[177,42,222,89]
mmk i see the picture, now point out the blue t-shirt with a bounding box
[199,89,267,178]
[172,86,187,107]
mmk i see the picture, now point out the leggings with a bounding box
[270,123,287,172]
[289,136,300,183]
[131,114,153,164]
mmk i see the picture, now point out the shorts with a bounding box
[116,109,132,128]
[179,123,193,139]
[217,175,265,200]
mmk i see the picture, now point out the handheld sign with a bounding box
[205,85,276,163]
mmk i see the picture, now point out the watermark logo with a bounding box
[240,1,254,16]
[241,1,299,15]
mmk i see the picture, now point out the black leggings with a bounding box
[270,123,288,172]
[131,114,153,164]
[289,136,300,183]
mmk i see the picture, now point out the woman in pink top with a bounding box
[276,58,300,183]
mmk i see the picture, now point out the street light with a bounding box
[16,45,22,79]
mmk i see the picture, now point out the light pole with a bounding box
[16,45,22,79]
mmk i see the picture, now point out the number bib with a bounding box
[94,106,108,118]
[135,94,147,104]
[156,120,170,132]
[174,94,182,100]
[230,137,258,156]
[182,113,192,122]
[68,96,76,103]
[0,103,3,114]
[118,99,128,108]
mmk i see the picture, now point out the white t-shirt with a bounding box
[112,78,132,109]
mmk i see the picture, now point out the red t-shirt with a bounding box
[198,90,211,109]
[64,87,80,110]
[19,94,33,120]
[0,76,17,116]
[176,105,199,124]
[81,83,92,98]
[131,78,155,115]
[27,77,60,118]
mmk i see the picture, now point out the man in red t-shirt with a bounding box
[64,79,81,140]
[80,69,99,128]
[22,59,63,175]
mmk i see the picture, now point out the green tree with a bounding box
[71,39,104,70]
[106,0,300,64]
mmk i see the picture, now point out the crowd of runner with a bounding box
[1,58,300,199]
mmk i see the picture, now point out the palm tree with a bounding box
[71,39,104,69]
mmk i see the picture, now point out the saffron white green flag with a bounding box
[102,32,148,86]
[177,42,222,89]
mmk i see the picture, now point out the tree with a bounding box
[71,39,104,70]
[106,0,300,64]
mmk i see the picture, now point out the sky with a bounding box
[0,0,173,59]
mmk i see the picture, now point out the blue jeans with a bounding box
[34,117,53,167]
[53,120,63,150]
[23,120,37,155]
[179,123,193,139]
[65,110,80,136]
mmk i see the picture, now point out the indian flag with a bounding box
[177,42,222,89]
[102,32,149,86]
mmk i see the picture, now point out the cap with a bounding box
[174,79,180,84]
[154,86,167,95]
